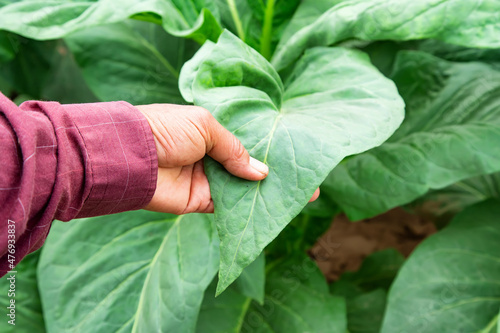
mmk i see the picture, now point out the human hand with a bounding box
[137,104,320,214]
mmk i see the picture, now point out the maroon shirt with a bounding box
[0,93,158,276]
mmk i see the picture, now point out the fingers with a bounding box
[309,188,320,202]
[182,160,214,214]
[203,111,269,181]
[199,200,214,214]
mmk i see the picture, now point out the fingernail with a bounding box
[250,157,269,175]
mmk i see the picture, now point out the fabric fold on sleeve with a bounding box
[0,93,157,276]
[61,101,157,218]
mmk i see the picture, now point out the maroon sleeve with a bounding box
[0,93,158,276]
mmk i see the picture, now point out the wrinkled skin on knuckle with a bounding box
[191,106,214,144]
[157,107,209,167]
[229,138,248,165]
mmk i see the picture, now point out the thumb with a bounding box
[205,115,269,181]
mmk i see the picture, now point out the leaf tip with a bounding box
[214,280,227,297]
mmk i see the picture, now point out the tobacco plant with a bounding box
[0,0,499,332]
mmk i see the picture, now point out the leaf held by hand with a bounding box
[180,30,405,294]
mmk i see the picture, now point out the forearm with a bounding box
[0,93,157,276]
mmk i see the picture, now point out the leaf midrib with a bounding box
[62,219,167,283]
[219,114,281,291]
[131,215,184,332]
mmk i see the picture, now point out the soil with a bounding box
[310,207,437,282]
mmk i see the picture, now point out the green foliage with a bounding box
[412,172,500,219]
[38,212,219,333]
[266,213,334,262]
[382,200,500,332]
[331,249,405,333]
[331,249,405,296]
[181,30,404,294]
[346,289,387,333]
[65,20,198,104]
[197,257,347,333]
[324,51,500,220]
[232,253,266,303]
[0,0,221,43]
[0,34,97,102]
[214,0,300,60]
[0,251,45,332]
[0,31,14,63]
[273,0,500,71]
[1,0,500,332]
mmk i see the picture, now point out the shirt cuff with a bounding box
[61,101,157,217]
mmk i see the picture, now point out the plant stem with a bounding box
[260,0,275,60]
[226,0,245,42]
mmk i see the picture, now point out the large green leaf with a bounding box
[414,172,500,218]
[330,249,404,333]
[231,253,265,303]
[38,211,219,333]
[0,36,58,98]
[0,0,19,6]
[360,40,417,77]
[272,0,500,71]
[196,279,250,333]
[0,74,11,96]
[418,39,500,64]
[65,21,197,104]
[0,35,96,102]
[0,251,45,333]
[382,200,500,332]
[0,0,221,43]
[324,51,500,220]
[180,30,404,294]
[0,31,14,63]
[194,253,265,331]
[41,40,98,104]
[277,0,341,49]
[346,289,387,333]
[196,257,347,333]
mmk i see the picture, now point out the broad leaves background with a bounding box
[0,31,14,63]
[0,0,221,43]
[216,0,300,59]
[0,251,45,333]
[413,172,500,218]
[197,257,347,333]
[231,253,265,303]
[323,51,500,220]
[273,0,500,71]
[330,249,405,333]
[0,35,97,103]
[1,0,500,332]
[382,200,500,332]
[65,20,198,105]
[38,212,219,333]
[180,30,404,293]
